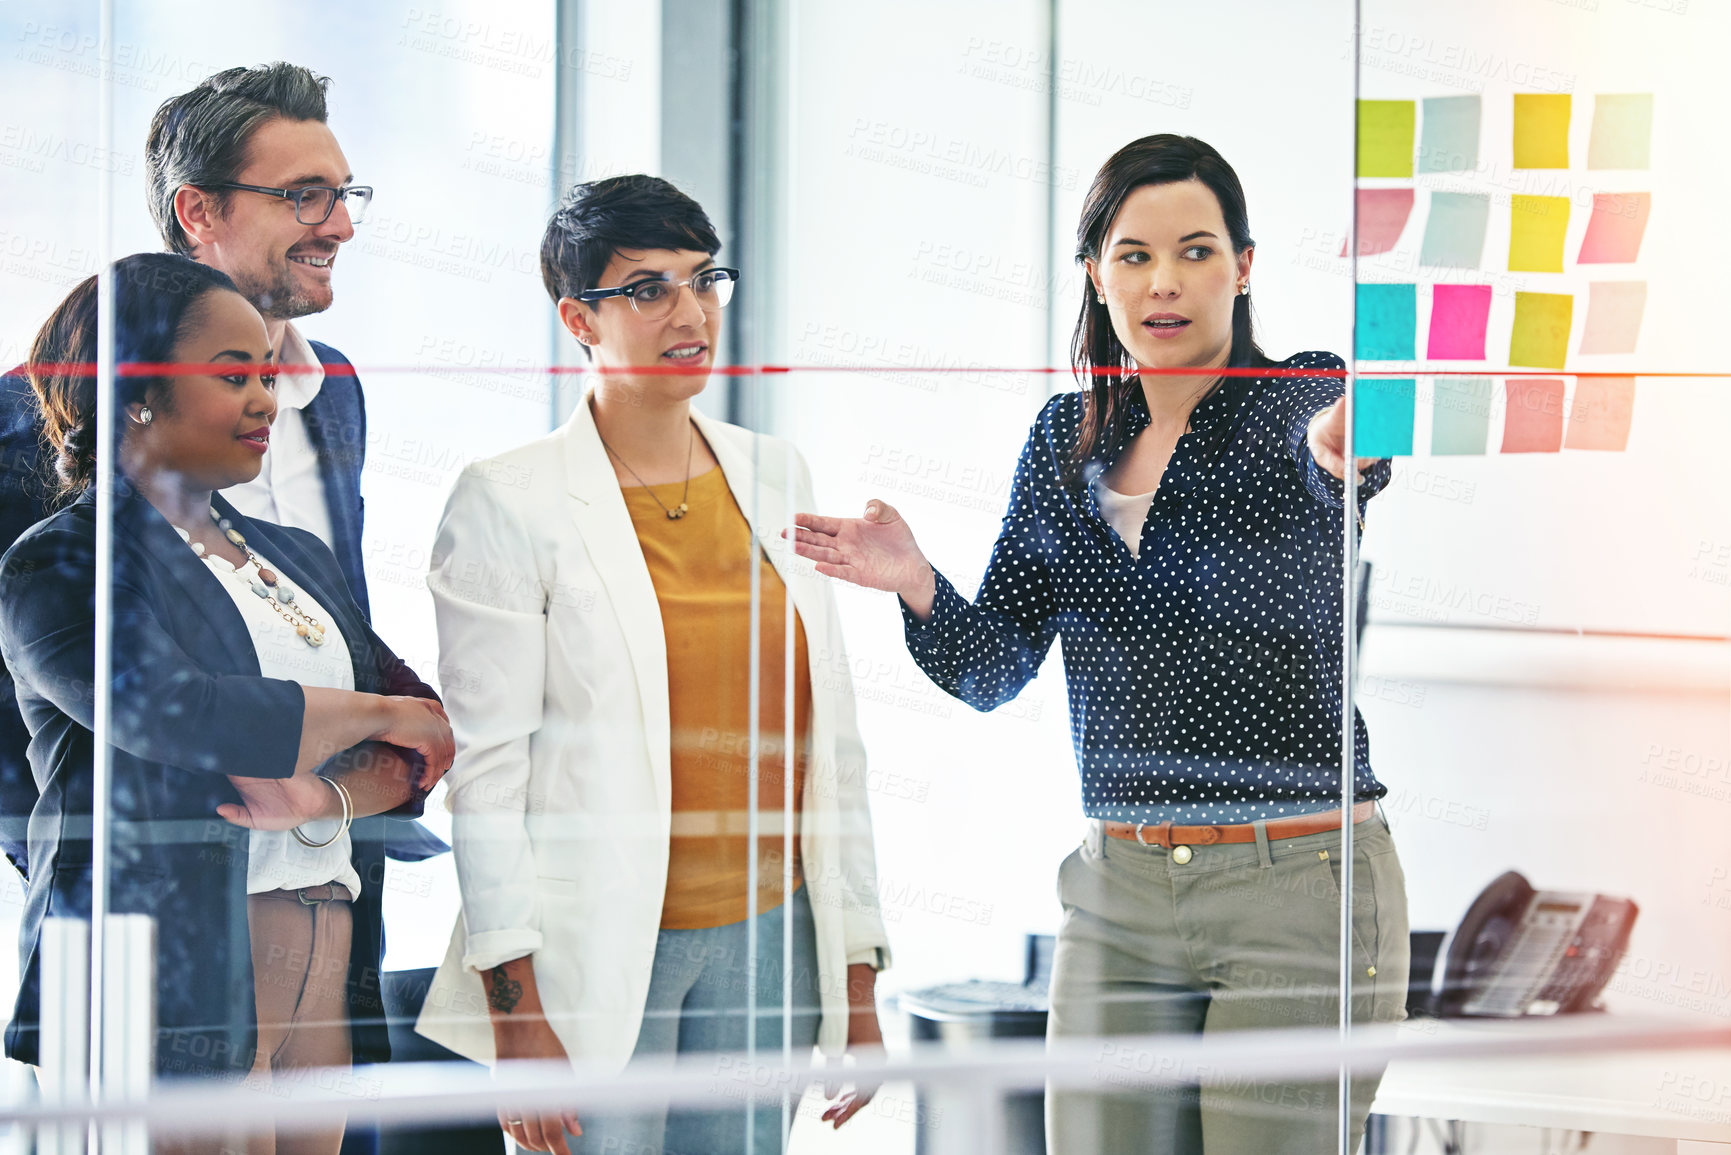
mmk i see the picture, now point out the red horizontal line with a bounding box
[13,362,1729,379]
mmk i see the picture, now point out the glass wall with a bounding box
[0,0,1725,1152]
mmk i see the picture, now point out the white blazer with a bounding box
[414,397,891,1070]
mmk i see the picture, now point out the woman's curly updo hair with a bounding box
[28,253,241,503]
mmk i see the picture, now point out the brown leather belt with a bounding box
[1103,800,1375,850]
[255,884,353,905]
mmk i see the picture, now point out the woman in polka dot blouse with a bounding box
[793,134,1410,1154]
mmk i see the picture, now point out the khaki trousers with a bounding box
[1046,813,1410,1155]
[158,889,354,1155]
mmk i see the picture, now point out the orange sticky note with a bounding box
[1578,192,1651,263]
[1509,292,1573,370]
[1509,196,1570,272]
[1564,376,1635,451]
[1513,94,1571,168]
[1503,379,1566,453]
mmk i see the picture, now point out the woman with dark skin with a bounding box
[0,253,453,1154]
[792,136,1408,1154]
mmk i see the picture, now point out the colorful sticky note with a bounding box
[1564,376,1635,451]
[1340,189,1415,257]
[1509,292,1573,370]
[1358,100,1415,178]
[1418,95,1481,174]
[1588,94,1653,170]
[1513,94,1571,169]
[1432,377,1493,455]
[1578,192,1651,263]
[1578,282,1647,355]
[1502,379,1566,453]
[1356,283,1417,360]
[1354,378,1416,457]
[1427,285,1493,360]
[1420,192,1491,269]
[1509,195,1570,272]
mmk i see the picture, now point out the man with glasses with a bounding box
[0,62,399,874]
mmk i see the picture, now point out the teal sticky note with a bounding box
[1432,377,1493,455]
[1354,378,1416,457]
[1356,283,1416,360]
[1420,192,1491,269]
[1418,95,1481,173]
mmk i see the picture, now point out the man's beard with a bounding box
[234,257,331,322]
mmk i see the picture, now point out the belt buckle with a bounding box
[1134,823,1150,848]
[297,887,325,906]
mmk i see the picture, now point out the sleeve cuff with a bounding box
[847,945,891,971]
[900,569,966,650]
[461,928,543,974]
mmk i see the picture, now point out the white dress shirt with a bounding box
[173,524,363,898]
[224,323,336,549]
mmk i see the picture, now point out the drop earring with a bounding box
[1239,283,1249,296]
[1095,291,1105,304]
[137,407,153,425]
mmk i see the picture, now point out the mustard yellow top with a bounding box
[623,466,811,930]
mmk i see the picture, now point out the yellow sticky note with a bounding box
[1514,94,1571,168]
[1509,195,1570,272]
[1510,292,1574,370]
[1358,100,1415,178]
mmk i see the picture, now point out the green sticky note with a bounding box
[1356,283,1416,361]
[1588,94,1653,170]
[1354,378,1416,457]
[1358,100,1416,178]
[1509,195,1570,272]
[1418,95,1480,173]
[1509,292,1574,370]
[1432,377,1493,455]
[1420,192,1491,269]
[1514,94,1571,168]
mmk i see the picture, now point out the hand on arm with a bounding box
[820,962,885,1129]
[486,956,582,1154]
[217,690,454,830]
[788,500,937,621]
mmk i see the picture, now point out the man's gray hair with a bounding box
[146,62,332,256]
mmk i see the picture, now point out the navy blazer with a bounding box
[0,482,433,1076]
[0,343,438,875]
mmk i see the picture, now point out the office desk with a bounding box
[1373,1020,1731,1151]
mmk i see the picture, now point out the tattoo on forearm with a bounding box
[485,966,523,1015]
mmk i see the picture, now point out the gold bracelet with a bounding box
[292,776,354,849]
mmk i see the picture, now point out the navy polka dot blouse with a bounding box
[902,351,1393,825]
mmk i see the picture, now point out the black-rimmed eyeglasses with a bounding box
[576,267,740,321]
[206,182,374,226]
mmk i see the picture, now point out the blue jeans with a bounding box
[570,886,821,1155]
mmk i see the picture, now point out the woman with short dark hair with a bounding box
[415,175,892,1155]
[0,252,453,1155]
[792,135,1411,1154]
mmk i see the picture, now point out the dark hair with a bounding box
[29,253,242,502]
[1069,135,1272,478]
[146,63,332,256]
[539,175,721,359]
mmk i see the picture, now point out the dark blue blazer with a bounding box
[0,483,433,1075]
[0,345,456,874]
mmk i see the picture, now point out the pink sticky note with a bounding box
[1577,192,1651,263]
[1564,376,1635,451]
[1426,284,1492,360]
[1340,189,1416,257]
[1502,379,1566,452]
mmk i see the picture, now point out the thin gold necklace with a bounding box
[601,421,695,520]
